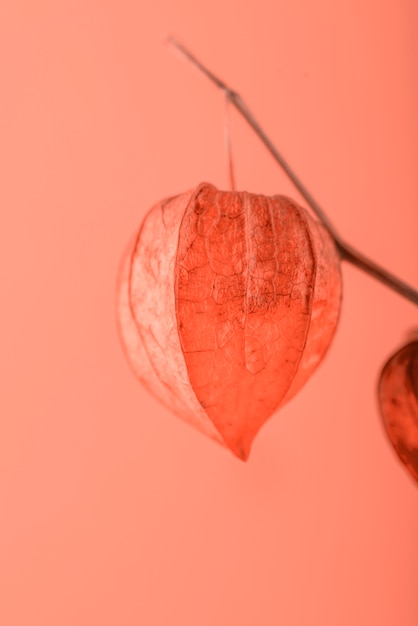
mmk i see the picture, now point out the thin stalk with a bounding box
[223,92,236,191]
[167,36,418,306]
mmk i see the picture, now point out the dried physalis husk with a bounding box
[378,340,418,484]
[117,183,342,460]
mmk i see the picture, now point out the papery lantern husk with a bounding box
[117,183,342,460]
[378,340,418,483]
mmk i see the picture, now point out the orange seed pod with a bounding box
[378,340,418,484]
[117,183,342,460]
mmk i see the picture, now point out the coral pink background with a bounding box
[0,1,417,625]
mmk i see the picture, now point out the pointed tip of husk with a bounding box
[226,439,251,462]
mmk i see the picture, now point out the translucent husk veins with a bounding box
[119,185,341,459]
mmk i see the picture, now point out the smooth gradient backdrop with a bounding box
[1,1,417,625]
